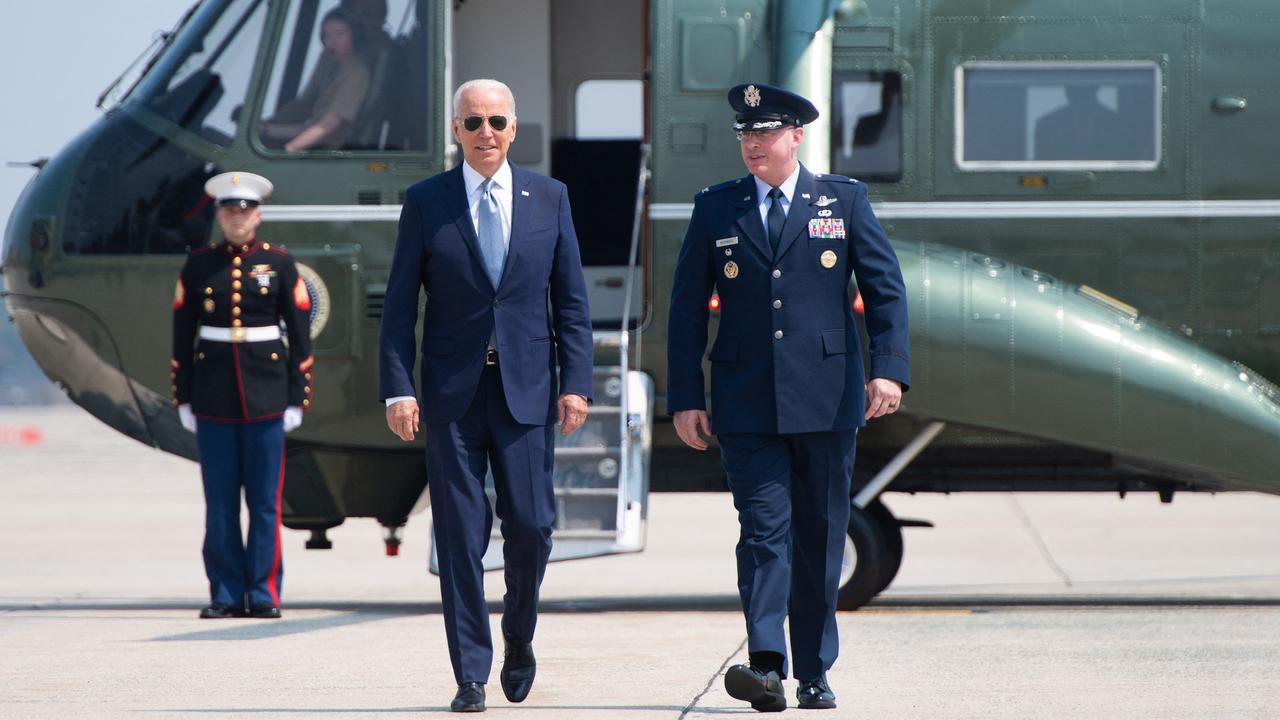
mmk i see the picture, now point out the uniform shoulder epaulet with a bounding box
[813,173,858,184]
[190,245,216,256]
[696,177,746,198]
[261,242,290,256]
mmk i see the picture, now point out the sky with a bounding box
[0,1,191,237]
[0,2,190,393]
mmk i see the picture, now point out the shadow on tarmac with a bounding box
[145,706,695,715]
[7,589,1280,618]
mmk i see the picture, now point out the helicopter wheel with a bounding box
[867,498,904,594]
[836,501,888,611]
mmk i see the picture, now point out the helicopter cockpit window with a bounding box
[257,0,429,153]
[957,62,1160,170]
[138,0,267,147]
[829,71,902,182]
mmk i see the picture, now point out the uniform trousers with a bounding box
[425,365,557,685]
[195,417,286,609]
[718,429,857,681]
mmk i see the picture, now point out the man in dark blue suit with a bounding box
[667,83,909,713]
[379,78,593,713]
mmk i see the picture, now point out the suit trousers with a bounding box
[195,418,286,609]
[425,365,556,685]
[717,429,857,681]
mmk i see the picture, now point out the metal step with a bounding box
[554,446,622,458]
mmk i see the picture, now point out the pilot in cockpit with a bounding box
[258,9,370,152]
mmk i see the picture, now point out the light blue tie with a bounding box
[476,178,506,288]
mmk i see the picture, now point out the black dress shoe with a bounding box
[450,682,486,713]
[797,676,836,709]
[198,603,242,619]
[724,664,786,712]
[500,637,536,703]
[247,605,281,619]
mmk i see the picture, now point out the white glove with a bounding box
[178,404,196,433]
[283,406,304,433]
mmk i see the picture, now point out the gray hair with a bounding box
[452,79,517,119]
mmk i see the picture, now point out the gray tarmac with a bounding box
[2,406,1279,719]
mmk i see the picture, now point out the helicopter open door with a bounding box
[431,0,652,572]
[430,145,654,572]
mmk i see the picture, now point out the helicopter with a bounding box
[5,0,1280,610]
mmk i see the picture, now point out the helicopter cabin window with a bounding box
[829,71,902,182]
[139,0,267,146]
[257,0,429,153]
[957,62,1160,170]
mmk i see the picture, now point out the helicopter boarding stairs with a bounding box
[431,146,654,573]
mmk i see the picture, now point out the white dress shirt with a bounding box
[386,161,514,409]
[753,163,801,228]
[462,159,513,249]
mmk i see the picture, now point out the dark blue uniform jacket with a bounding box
[667,164,909,434]
[172,239,314,422]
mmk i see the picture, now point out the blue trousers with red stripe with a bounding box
[195,418,285,609]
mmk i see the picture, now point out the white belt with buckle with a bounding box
[199,325,281,343]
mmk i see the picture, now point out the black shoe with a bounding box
[247,604,281,619]
[198,603,242,619]
[797,677,837,709]
[450,682,486,713]
[500,636,536,703]
[724,664,786,712]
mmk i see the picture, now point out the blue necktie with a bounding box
[767,186,786,256]
[476,178,506,288]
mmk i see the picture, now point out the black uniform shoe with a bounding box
[450,682,486,713]
[797,677,837,709]
[247,605,282,619]
[198,603,242,619]
[500,636,536,703]
[724,664,787,712]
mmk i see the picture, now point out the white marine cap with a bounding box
[204,171,274,209]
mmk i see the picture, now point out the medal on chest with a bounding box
[808,218,846,239]
[249,264,277,289]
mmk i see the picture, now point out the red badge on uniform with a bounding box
[293,277,311,311]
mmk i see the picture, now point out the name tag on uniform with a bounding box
[808,218,846,239]
[715,236,739,248]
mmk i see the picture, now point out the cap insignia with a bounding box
[744,84,761,108]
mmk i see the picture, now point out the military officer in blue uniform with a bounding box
[171,172,315,620]
[667,83,909,712]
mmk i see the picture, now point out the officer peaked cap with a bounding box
[205,171,274,209]
[728,82,820,132]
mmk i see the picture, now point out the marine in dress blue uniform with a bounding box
[378,79,593,712]
[171,172,314,620]
[667,84,910,712]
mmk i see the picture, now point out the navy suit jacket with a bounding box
[667,164,909,434]
[379,162,593,425]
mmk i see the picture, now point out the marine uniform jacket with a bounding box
[378,162,594,426]
[667,164,909,434]
[171,238,314,422]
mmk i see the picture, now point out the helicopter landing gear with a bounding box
[382,524,405,556]
[305,528,333,550]
[837,422,946,610]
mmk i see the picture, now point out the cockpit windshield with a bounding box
[96,4,198,112]
[128,0,268,146]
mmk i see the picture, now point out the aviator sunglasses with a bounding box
[461,115,509,132]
